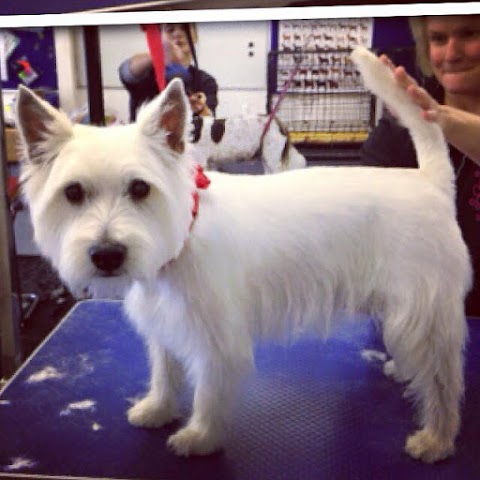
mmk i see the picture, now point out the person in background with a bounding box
[119,23,218,122]
[361,15,480,316]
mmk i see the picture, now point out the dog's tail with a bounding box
[351,46,454,196]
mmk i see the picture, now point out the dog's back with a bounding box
[182,49,469,342]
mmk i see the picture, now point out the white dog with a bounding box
[188,114,306,173]
[16,47,471,463]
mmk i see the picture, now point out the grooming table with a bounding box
[1,301,479,479]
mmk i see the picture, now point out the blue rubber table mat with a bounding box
[0,300,479,479]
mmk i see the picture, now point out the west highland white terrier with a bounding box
[188,114,306,173]
[16,47,471,463]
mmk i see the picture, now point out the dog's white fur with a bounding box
[16,47,471,463]
[187,114,307,173]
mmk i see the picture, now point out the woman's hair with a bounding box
[409,17,433,76]
[163,23,198,43]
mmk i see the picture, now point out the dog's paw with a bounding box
[383,359,405,382]
[127,396,177,428]
[167,426,223,457]
[405,429,455,463]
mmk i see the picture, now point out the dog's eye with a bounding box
[64,182,85,205]
[129,179,150,201]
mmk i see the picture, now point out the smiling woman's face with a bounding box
[426,15,480,96]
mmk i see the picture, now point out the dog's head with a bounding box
[16,79,195,297]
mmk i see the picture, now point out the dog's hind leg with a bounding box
[128,342,182,428]
[262,118,306,172]
[383,300,466,463]
[261,120,289,173]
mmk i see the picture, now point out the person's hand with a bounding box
[379,54,443,125]
[189,92,212,116]
[162,35,184,65]
[378,53,480,164]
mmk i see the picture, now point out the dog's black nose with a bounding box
[88,242,127,273]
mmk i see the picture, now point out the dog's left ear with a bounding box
[15,85,73,164]
[138,78,188,154]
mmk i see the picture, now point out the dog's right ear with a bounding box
[15,85,73,164]
[137,78,189,155]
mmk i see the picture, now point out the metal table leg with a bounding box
[0,86,21,379]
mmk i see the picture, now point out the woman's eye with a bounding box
[64,182,85,205]
[428,32,448,45]
[458,28,479,40]
[129,179,150,201]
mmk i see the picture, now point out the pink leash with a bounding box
[261,62,299,138]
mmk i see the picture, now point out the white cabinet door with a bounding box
[196,21,270,90]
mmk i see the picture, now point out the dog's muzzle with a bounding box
[88,242,127,275]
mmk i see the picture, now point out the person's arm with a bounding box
[119,41,187,122]
[119,55,158,122]
[128,53,153,78]
[380,55,480,164]
[120,38,185,86]
[119,54,154,90]
[411,99,480,165]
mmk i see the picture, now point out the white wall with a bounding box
[53,21,271,124]
[54,26,138,124]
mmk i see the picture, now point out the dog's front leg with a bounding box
[128,341,181,428]
[167,353,249,457]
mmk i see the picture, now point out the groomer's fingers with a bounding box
[162,36,184,64]
[423,109,440,122]
[393,65,418,91]
[406,84,438,111]
[379,55,418,91]
[379,54,395,71]
[378,53,440,123]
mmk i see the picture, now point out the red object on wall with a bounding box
[142,24,166,91]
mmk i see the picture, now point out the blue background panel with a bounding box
[2,28,57,91]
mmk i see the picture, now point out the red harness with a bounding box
[160,165,210,272]
[191,164,210,228]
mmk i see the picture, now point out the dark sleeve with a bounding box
[189,67,219,116]
[118,59,159,122]
[360,112,418,169]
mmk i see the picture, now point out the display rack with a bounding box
[268,18,375,146]
[267,48,376,144]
